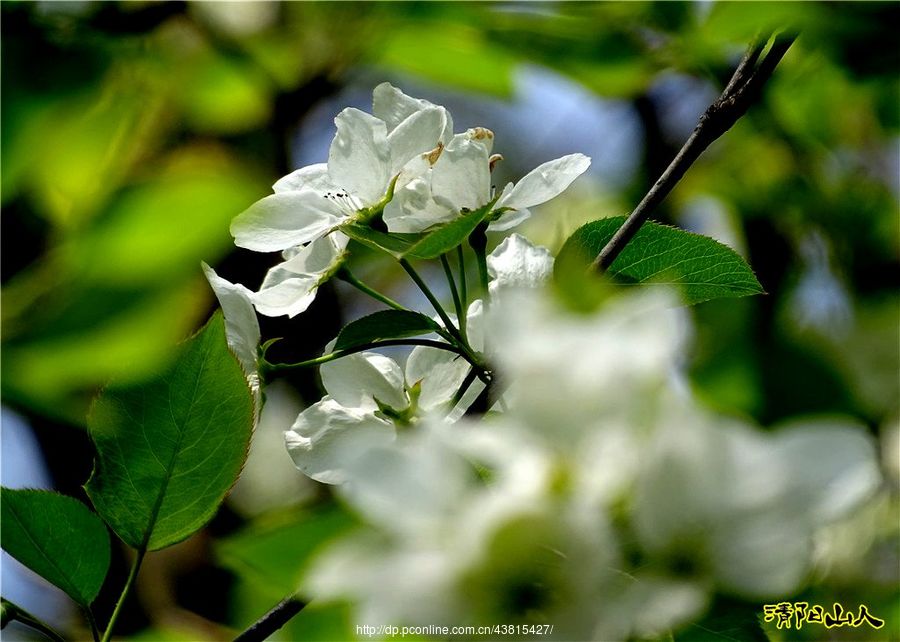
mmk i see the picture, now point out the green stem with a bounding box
[398,258,464,344]
[101,548,146,642]
[1,598,66,642]
[440,254,466,341]
[469,224,490,306]
[337,268,407,311]
[456,245,468,311]
[265,338,463,372]
[396,258,491,378]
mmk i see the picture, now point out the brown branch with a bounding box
[591,33,796,272]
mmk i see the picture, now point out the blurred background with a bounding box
[1,2,897,640]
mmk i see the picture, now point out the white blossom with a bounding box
[305,420,621,639]
[232,84,452,253]
[302,286,882,636]
[284,340,475,484]
[384,127,590,233]
[633,409,881,598]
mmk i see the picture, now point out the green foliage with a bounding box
[216,506,356,597]
[556,216,764,305]
[84,313,254,551]
[1,488,110,606]
[334,311,441,351]
[372,18,518,96]
[343,205,492,260]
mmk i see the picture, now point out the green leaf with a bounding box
[1,488,111,605]
[340,223,421,258]
[334,310,441,351]
[216,506,355,597]
[84,313,254,551]
[403,205,492,260]
[555,216,764,305]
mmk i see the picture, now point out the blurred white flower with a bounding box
[487,287,688,443]
[231,83,452,253]
[633,408,881,598]
[306,420,621,639]
[302,285,883,636]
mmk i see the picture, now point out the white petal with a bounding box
[387,107,450,176]
[285,398,394,484]
[338,425,473,535]
[446,378,486,422]
[372,83,454,141]
[405,346,471,411]
[772,419,880,524]
[320,351,408,411]
[488,208,532,232]
[487,233,554,293]
[430,134,490,211]
[272,163,336,193]
[487,183,530,231]
[463,299,485,352]
[328,108,391,205]
[709,510,812,598]
[201,263,260,380]
[383,175,455,233]
[498,153,590,211]
[252,234,348,318]
[231,191,344,252]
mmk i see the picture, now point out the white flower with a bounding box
[201,263,261,409]
[633,410,881,598]
[404,299,486,420]
[384,128,590,233]
[301,287,884,637]
[231,83,452,253]
[487,287,688,446]
[305,420,620,639]
[284,341,474,484]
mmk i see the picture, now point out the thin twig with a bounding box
[265,338,464,371]
[440,253,464,336]
[233,596,307,642]
[399,258,463,343]
[336,267,408,311]
[456,245,468,321]
[591,33,796,272]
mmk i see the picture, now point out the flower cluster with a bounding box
[204,84,883,638]
[210,83,588,320]
[304,289,881,638]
